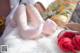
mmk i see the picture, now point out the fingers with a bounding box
[66,23,80,32]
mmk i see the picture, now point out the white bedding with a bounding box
[0,24,64,53]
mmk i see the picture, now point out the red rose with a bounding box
[63,32,75,38]
[73,35,80,50]
[57,30,80,53]
[58,31,76,42]
[58,38,76,53]
[58,31,76,39]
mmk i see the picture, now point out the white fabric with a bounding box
[6,2,19,27]
[22,0,55,9]
[1,25,64,53]
[10,0,20,9]
[0,3,64,53]
[12,4,44,39]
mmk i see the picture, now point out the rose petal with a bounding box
[58,38,75,52]
[58,31,76,39]
[73,36,80,50]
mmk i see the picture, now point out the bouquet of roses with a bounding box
[58,30,80,53]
